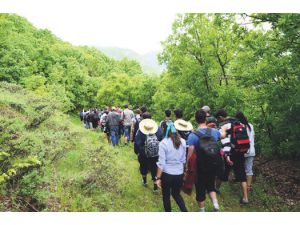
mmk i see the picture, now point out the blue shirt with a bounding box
[157,138,186,175]
[187,128,221,147]
[187,128,221,171]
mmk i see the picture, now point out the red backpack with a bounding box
[230,121,250,153]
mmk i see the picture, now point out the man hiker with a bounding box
[121,104,134,145]
[160,109,173,134]
[187,110,226,212]
[131,108,142,143]
[107,107,121,146]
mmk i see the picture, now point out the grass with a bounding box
[69,125,287,212]
[0,82,294,212]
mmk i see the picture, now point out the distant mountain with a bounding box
[97,47,165,75]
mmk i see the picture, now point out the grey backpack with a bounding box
[144,134,159,158]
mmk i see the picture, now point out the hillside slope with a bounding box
[0,82,125,211]
[98,47,164,75]
[0,83,297,212]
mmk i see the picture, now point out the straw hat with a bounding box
[174,119,193,131]
[201,105,210,113]
[139,119,158,135]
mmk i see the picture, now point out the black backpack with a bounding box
[133,116,141,142]
[193,128,223,171]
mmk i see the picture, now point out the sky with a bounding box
[0,0,297,54]
[0,0,182,54]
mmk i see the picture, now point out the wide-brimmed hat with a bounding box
[174,119,193,131]
[139,119,158,135]
[201,105,210,113]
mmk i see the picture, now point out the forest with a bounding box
[0,13,299,211]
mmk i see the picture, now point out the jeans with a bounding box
[124,125,131,142]
[110,126,119,146]
[161,173,187,212]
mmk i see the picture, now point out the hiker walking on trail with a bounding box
[174,109,193,141]
[187,110,226,212]
[235,112,255,194]
[201,105,217,128]
[160,109,173,134]
[216,109,250,205]
[100,109,110,143]
[121,105,134,145]
[134,113,162,192]
[155,121,189,212]
[131,109,142,143]
[107,107,121,146]
[80,109,85,122]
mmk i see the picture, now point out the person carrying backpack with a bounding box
[100,110,110,143]
[134,112,162,192]
[155,121,188,212]
[174,109,193,141]
[132,109,142,143]
[107,107,121,146]
[187,110,226,212]
[235,112,256,194]
[121,104,134,145]
[160,109,173,134]
[216,109,250,204]
[80,109,85,122]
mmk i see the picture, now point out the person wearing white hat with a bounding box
[174,119,193,141]
[134,112,163,192]
[155,121,188,212]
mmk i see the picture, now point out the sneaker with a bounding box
[213,203,220,211]
[153,184,158,193]
[142,180,148,187]
[240,198,249,205]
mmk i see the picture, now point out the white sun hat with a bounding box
[201,105,211,113]
[139,119,158,135]
[174,119,193,131]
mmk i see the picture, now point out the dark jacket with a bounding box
[134,127,163,156]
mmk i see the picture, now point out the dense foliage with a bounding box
[155,13,300,159]
[0,13,299,160]
[0,82,125,211]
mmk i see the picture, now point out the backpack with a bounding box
[193,128,223,171]
[144,134,159,158]
[133,116,141,141]
[178,130,191,141]
[230,121,250,153]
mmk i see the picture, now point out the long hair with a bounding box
[162,122,181,149]
[235,112,251,131]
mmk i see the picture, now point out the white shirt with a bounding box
[244,123,255,157]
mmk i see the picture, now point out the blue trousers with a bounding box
[110,126,119,146]
[124,125,131,142]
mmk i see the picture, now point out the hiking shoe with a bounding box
[214,207,220,212]
[240,198,249,205]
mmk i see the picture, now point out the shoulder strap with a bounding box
[193,130,205,138]
[205,128,212,136]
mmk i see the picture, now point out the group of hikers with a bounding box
[79,105,255,212]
